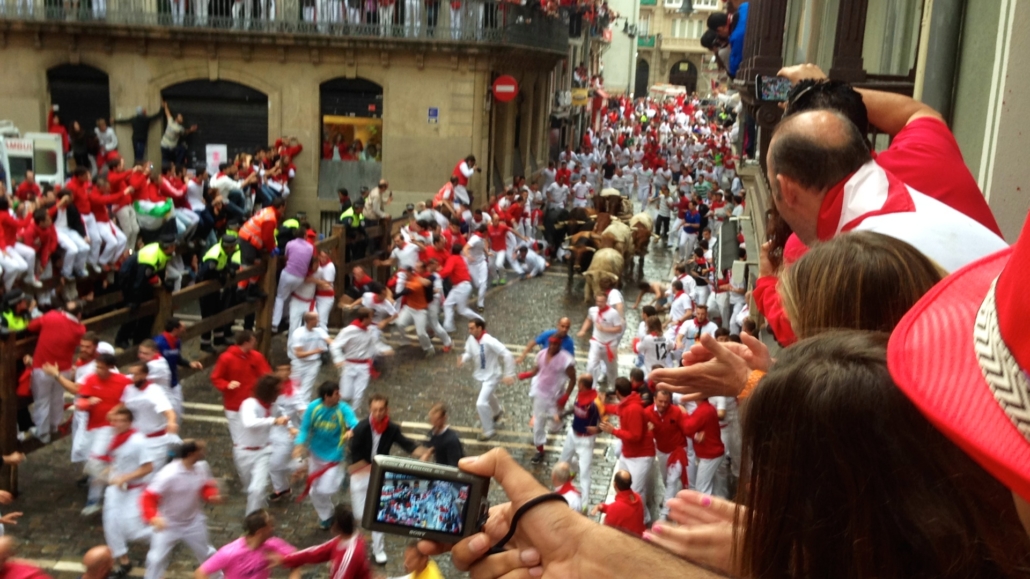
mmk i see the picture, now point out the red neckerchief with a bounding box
[373,294,385,304]
[816,164,915,241]
[161,331,179,349]
[281,379,295,398]
[215,172,226,179]
[371,413,390,434]
[350,319,369,331]
[135,379,150,391]
[673,290,685,302]
[354,274,373,287]
[474,332,489,343]
[258,399,273,412]
[576,389,597,407]
[557,480,580,496]
[597,304,610,317]
[101,429,136,463]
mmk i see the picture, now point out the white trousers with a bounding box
[404,0,420,35]
[115,206,140,252]
[531,394,560,447]
[143,433,172,474]
[475,379,501,436]
[103,485,152,558]
[686,438,698,490]
[291,359,322,403]
[70,410,90,463]
[468,261,488,308]
[10,243,36,281]
[97,220,127,265]
[55,227,89,278]
[586,340,618,387]
[693,286,710,310]
[678,232,697,261]
[143,516,215,579]
[442,281,482,332]
[225,410,243,445]
[316,296,334,330]
[655,451,684,518]
[339,363,371,410]
[349,469,385,555]
[693,455,724,495]
[558,428,596,500]
[166,386,184,425]
[491,250,509,281]
[449,5,462,38]
[307,455,343,521]
[617,455,655,523]
[82,213,102,267]
[273,271,306,327]
[0,248,28,290]
[269,427,301,494]
[378,3,393,35]
[287,295,315,338]
[234,446,272,515]
[396,306,451,352]
[31,368,68,438]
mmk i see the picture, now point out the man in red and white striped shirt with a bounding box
[279,504,371,579]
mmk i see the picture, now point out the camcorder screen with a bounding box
[375,472,471,536]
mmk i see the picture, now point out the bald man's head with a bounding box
[766,110,872,244]
[83,545,113,578]
[768,110,870,193]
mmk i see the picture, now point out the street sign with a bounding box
[428,107,439,124]
[492,75,519,102]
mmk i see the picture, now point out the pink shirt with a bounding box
[529,349,575,400]
[199,537,295,579]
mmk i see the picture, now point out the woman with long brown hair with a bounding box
[737,331,1030,578]
[778,230,945,340]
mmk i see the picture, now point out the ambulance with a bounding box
[0,121,65,191]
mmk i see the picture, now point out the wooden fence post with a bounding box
[257,257,278,357]
[150,286,173,337]
[0,333,20,494]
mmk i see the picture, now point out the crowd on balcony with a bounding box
[699,0,747,78]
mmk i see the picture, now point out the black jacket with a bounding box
[349,419,419,465]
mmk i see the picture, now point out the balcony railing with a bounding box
[0,0,568,53]
[661,36,702,51]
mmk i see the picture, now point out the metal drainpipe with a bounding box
[920,0,965,123]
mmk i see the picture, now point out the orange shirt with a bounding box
[403,275,430,310]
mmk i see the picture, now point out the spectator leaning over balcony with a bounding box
[449,0,462,39]
[159,101,197,167]
[94,118,119,165]
[115,107,162,164]
[404,0,421,36]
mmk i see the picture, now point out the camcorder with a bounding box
[362,456,491,544]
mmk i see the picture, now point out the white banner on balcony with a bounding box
[206,144,228,170]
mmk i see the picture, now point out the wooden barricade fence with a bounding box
[0,217,403,493]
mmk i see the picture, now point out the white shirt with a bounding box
[588,306,623,343]
[519,249,547,275]
[541,168,557,189]
[109,431,152,483]
[639,334,671,372]
[391,243,421,270]
[677,319,719,342]
[571,182,593,205]
[146,459,215,525]
[462,333,516,383]
[361,292,397,323]
[186,179,207,212]
[557,486,582,513]
[668,291,695,328]
[121,382,173,435]
[290,325,329,362]
[239,397,275,447]
[331,323,383,363]
[146,356,173,394]
[95,126,118,152]
[209,173,244,197]
[529,349,575,400]
[465,234,488,265]
[606,289,624,310]
[546,183,570,209]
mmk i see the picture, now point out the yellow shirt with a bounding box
[411,560,444,579]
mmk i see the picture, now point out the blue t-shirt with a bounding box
[295,399,359,463]
[535,329,575,356]
[728,2,749,78]
[682,211,701,234]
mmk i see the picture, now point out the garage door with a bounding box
[47,64,111,132]
[161,80,268,168]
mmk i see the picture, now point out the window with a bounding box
[671,17,704,39]
[638,15,650,37]
[666,0,720,9]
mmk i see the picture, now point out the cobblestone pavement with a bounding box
[13,239,676,578]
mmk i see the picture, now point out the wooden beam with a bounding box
[0,334,19,494]
[829,0,870,83]
[179,301,260,342]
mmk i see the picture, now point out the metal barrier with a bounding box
[0,0,568,53]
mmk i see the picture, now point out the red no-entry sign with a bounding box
[492,75,519,102]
